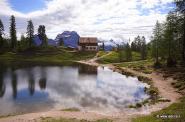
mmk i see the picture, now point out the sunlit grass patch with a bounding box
[60,108,80,112]
[132,97,185,122]
[97,51,142,64]
[117,59,154,74]
[96,51,108,57]
[0,48,96,64]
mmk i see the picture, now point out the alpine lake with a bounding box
[0,62,150,116]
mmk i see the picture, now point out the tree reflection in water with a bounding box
[28,72,35,96]
[0,63,149,115]
[11,69,17,99]
[39,68,47,90]
[39,78,46,90]
[0,65,5,97]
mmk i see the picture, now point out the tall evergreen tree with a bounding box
[153,21,162,66]
[131,35,142,52]
[38,25,47,47]
[125,43,132,61]
[164,12,178,66]
[0,19,4,49]
[175,0,185,61]
[27,20,34,48]
[102,42,105,50]
[9,15,17,49]
[0,19,4,48]
[140,36,147,60]
[20,34,27,50]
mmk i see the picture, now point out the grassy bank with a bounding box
[0,47,96,65]
[116,60,185,122]
[116,59,154,74]
[97,51,141,64]
[132,97,185,122]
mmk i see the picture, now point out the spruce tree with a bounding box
[38,25,47,47]
[9,15,17,50]
[125,43,132,61]
[141,36,147,60]
[153,21,162,66]
[165,12,177,66]
[27,20,34,48]
[0,19,4,49]
[20,34,27,50]
[175,0,185,61]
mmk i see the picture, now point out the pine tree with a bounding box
[131,35,142,52]
[27,20,34,48]
[125,43,132,61]
[140,36,147,60]
[153,21,162,66]
[102,42,105,50]
[0,19,4,49]
[175,0,185,61]
[38,25,47,47]
[20,34,27,50]
[164,12,178,66]
[9,15,17,50]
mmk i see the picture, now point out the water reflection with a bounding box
[11,72,17,99]
[0,67,5,97]
[28,73,35,96]
[79,64,97,74]
[39,78,46,90]
[0,63,149,115]
[39,68,47,90]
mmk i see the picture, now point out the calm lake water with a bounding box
[0,63,149,115]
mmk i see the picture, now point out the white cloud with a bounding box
[0,0,174,42]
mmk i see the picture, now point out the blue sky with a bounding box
[0,0,174,41]
[10,0,46,13]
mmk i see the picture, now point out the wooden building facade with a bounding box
[78,37,98,51]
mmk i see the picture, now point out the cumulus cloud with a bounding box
[0,0,174,42]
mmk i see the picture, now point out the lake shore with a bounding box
[77,59,181,111]
[0,53,182,122]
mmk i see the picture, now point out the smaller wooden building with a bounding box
[78,37,98,51]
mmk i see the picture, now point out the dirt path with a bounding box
[0,54,181,122]
[77,52,113,66]
[115,66,181,114]
[116,67,181,103]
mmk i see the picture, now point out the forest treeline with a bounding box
[150,0,185,67]
[116,0,185,67]
[0,15,48,52]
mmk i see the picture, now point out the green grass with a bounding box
[97,51,142,64]
[97,51,119,64]
[132,51,142,61]
[116,59,154,74]
[61,108,80,112]
[132,97,185,122]
[96,51,108,57]
[0,114,16,119]
[41,117,112,122]
[0,47,96,65]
